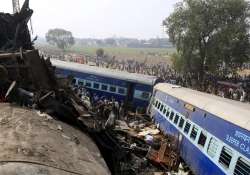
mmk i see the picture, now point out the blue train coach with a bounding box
[149,83,250,175]
[51,59,159,109]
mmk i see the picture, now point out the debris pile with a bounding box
[0,0,33,52]
[0,2,89,125]
[80,108,187,175]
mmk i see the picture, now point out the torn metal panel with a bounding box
[146,139,180,171]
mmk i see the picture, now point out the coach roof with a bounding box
[51,59,158,85]
[155,83,250,131]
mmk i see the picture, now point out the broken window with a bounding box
[207,138,219,158]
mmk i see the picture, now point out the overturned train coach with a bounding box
[149,83,250,175]
[52,59,160,110]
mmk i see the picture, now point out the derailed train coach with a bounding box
[51,59,160,110]
[149,83,250,175]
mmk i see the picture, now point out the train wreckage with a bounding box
[0,103,110,175]
[0,1,187,175]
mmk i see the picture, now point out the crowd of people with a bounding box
[93,58,250,103]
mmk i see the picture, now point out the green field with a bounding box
[69,46,175,64]
[37,44,175,64]
[70,46,175,57]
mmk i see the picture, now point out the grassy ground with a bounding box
[70,46,175,64]
[37,44,175,65]
[70,46,175,56]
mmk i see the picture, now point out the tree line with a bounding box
[164,0,250,83]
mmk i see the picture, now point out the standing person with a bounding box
[233,89,239,100]
[114,100,120,119]
[119,102,125,119]
[240,87,247,102]
[229,87,234,99]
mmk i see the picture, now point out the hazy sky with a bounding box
[0,0,180,39]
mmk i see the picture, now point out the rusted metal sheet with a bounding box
[146,139,180,171]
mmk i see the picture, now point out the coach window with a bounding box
[110,86,117,93]
[160,104,164,112]
[163,107,167,114]
[198,131,207,147]
[166,109,170,118]
[93,83,100,89]
[174,114,180,125]
[178,117,185,129]
[234,157,250,175]
[101,84,108,91]
[169,111,175,121]
[184,122,191,134]
[190,125,199,140]
[157,102,161,109]
[153,100,156,107]
[155,100,159,107]
[157,101,161,109]
[78,80,84,86]
[219,146,233,169]
[207,137,219,158]
[85,81,92,87]
[118,88,126,95]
